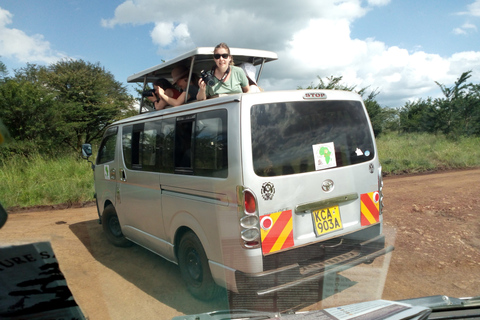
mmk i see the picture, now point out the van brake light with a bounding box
[244,191,256,214]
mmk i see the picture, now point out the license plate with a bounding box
[312,206,343,236]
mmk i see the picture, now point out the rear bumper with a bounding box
[234,233,394,296]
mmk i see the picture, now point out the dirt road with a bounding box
[1,169,479,319]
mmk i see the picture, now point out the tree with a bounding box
[0,60,7,81]
[0,60,136,154]
[41,59,135,151]
[399,71,480,137]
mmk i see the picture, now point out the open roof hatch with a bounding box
[128,47,278,113]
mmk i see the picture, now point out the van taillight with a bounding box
[244,191,256,214]
[237,186,261,249]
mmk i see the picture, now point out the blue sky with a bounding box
[1,0,479,107]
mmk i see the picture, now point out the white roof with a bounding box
[127,47,278,83]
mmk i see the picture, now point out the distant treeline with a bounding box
[302,71,480,138]
[1,58,479,159]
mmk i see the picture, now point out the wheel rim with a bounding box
[108,216,122,237]
[185,248,202,285]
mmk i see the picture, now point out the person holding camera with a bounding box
[155,65,199,107]
[146,78,181,110]
[197,42,250,100]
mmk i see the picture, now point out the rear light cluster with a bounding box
[378,166,384,214]
[237,186,261,248]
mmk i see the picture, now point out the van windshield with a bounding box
[251,100,375,177]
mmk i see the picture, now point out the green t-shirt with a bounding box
[206,66,248,97]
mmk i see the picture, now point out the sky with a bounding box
[0,0,479,108]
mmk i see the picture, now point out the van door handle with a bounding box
[120,168,126,181]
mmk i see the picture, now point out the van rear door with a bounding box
[242,91,381,255]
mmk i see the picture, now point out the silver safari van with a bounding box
[86,47,393,300]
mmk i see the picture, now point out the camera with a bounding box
[200,70,216,87]
[142,89,156,97]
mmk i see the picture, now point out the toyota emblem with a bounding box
[322,179,334,192]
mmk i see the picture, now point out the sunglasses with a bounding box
[214,53,229,59]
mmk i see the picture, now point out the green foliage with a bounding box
[0,79,62,152]
[399,71,480,137]
[0,60,7,81]
[0,59,135,155]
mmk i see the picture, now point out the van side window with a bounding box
[96,127,118,165]
[174,116,195,174]
[121,109,227,177]
[159,118,175,173]
[194,110,228,177]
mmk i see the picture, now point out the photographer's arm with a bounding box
[154,99,168,110]
[154,87,177,110]
[158,90,187,107]
[197,78,207,101]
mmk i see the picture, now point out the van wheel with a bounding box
[102,205,131,247]
[178,231,220,300]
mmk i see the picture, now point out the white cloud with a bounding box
[453,27,467,35]
[367,0,391,6]
[467,0,480,16]
[453,22,478,35]
[276,18,459,106]
[102,0,480,107]
[0,7,65,64]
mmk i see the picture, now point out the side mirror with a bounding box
[82,144,92,158]
[81,144,95,171]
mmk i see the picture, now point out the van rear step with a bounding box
[257,245,394,296]
[234,235,394,296]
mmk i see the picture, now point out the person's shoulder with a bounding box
[232,65,247,79]
[231,65,243,73]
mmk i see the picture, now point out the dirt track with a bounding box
[1,169,479,319]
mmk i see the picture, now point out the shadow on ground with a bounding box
[69,219,356,315]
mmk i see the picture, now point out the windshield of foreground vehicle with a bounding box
[251,100,375,177]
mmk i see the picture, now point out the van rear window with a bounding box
[251,100,375,177]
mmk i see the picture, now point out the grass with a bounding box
[1,132,480,210]
[377,132,480,175]
[0,153,95,209]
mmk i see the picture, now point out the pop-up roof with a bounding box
[127,47,278,85]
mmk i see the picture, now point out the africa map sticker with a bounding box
[104,165,110,180]
[312,142,337,170]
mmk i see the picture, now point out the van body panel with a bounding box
[94,126,119,214]
[157,102,244,266]
[115,170,168,255]
[93,85,391,296]
[93,163,116,212]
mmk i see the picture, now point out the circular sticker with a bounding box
[260,216,273,231]
[373,191,380,203]
[261,182,275,200]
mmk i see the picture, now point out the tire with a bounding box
[0,202,7,230]
[101,204,132,247]
[178,231,221,300]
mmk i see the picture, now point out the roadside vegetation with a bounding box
[1,60,480,210]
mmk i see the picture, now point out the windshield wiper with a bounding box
[400,295,480,319]
[172,309,279,320]
[174,296,480,320]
